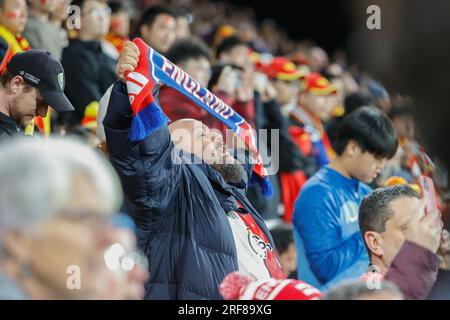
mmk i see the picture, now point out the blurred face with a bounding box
[29,0,56,14]
[345,141,387,183]
[219,44,250,69]
[0,0,27,35]
[140,14,176,54]
[365,197,421,271]
[52,0,71,21]
[110,11,130,38]
[175,16,190,40]
[278,243,297,276]
[80,0,111,39]
[9,77,48,128]
[273,79,299,106]
[180,57,211,88]
[300,92,336,121]
[393,115,415,139]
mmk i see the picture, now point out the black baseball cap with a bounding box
[6,50,74,112]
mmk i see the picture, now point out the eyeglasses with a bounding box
[83,7,111,19]
[103,242,148,272]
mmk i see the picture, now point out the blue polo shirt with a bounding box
[292,165,371,289]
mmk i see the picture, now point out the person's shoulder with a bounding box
[299,168,335,197]
[359,182,373,195]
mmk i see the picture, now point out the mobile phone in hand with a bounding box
[418,175,439,214]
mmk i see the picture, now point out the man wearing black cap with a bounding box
[0,49,74,140]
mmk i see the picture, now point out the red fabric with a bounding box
[235,199,286,280]
[220,272,321,300]
[288,125,312,156]
[280,171,308,223]
[279,125,311,223]
[159,86,223,131]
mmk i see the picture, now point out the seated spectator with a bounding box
[359,185,443,299]
[158,39,216,128]
[62,0,116,125]
[270,222,297,277]
[323,280,403,300]
[0,137,147,299]
[0,0,29,70]
[23,0,66,60]
[215,36,254,124]
[292,107,398,289]
[135,5,176,55]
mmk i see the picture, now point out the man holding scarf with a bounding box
[103,40,289,299]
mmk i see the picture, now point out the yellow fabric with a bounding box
[0,25,28,54]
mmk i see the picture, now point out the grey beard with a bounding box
[211,163,246,184]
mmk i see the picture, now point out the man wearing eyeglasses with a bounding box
[61,0,116,126]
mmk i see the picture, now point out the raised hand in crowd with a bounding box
[404,200,443,254]
[116,41,140,81]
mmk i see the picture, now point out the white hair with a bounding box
[0,137,123,232]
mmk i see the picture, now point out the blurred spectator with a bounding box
[0,50,74,140]
[323,280,403,300]
[270,222,297,277]
[62,0,115,125]
[292,107,398,289]
[306,46,329,73]
[135,5,176,54]
[104,1,130,53]
[23,0,65,60]
[173,6,192,40]
[291,73,337,171]
[0,0,29,70]
[264,57,303,116]
[0,137,149,299]
[359,185,442,299]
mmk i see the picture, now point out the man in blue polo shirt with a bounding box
[292,107,398,289]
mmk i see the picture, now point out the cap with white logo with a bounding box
[6,50,75,112]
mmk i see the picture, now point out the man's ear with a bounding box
[364,231,384,257]
[9,76,26,94]
[345,140,362,158]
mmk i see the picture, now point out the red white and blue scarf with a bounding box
[125,38,273,198]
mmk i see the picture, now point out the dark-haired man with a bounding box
[359,184,443,299]
[292,107,398,289]
[136,5,176,54]
[62,0,115,124]
[0,49,74,140]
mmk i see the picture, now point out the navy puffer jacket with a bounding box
[104,82,277,300]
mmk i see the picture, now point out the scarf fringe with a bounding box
[249,173,274,199]
[130,102,169,141]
